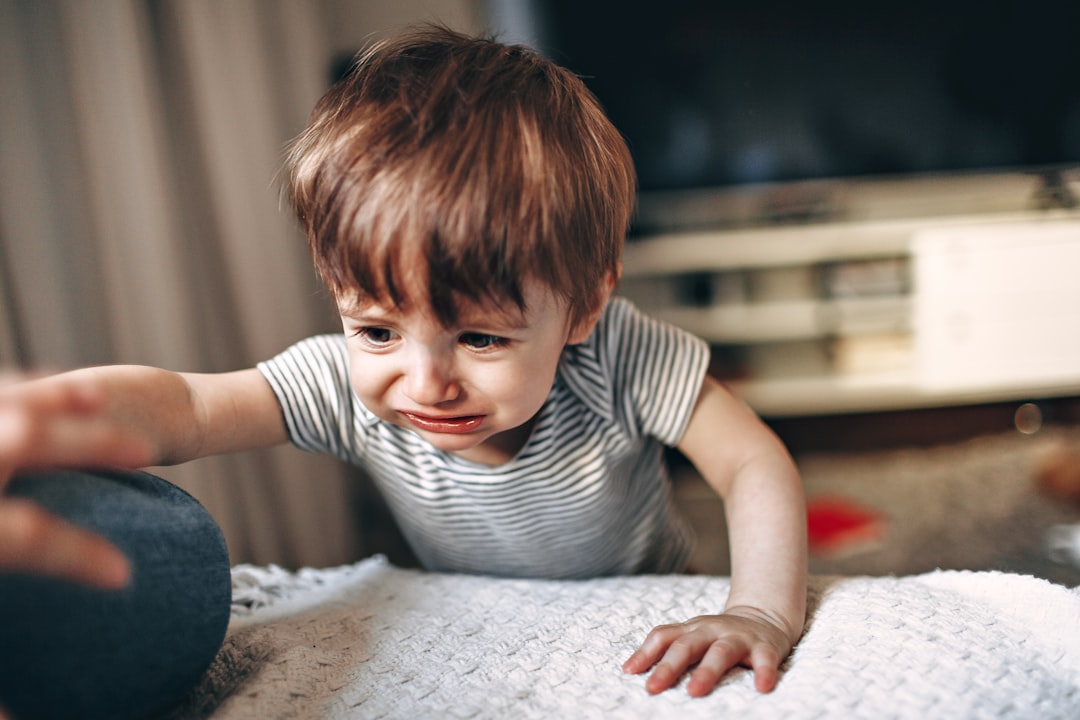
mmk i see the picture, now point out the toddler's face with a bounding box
[337,281,576,466]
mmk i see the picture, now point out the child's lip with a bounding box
[400,412,484,434]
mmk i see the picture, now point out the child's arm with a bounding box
[0,365,285,586]
[5,365,287,468]
[622,376,807,696]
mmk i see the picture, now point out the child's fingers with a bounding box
[622,622,680,674]
[643,634,714,695]
[0,377,139,589]
[21,417,153,470]
[0,499,131,588]
[624,622,745,696]
[0,372,103,414]
[0,398,153,476]
[686,638,747,697]
[749,645,782,693]
[685,640,783,696]
[625,614,792,697]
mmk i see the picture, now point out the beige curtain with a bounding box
[0,0,482,567]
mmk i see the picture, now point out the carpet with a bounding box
[674,424,1080,586]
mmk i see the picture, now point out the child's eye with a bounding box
[459,333,507,350]
[354,327,398,347]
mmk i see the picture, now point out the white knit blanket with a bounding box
[169,557,1080,719]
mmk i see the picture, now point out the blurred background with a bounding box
[1,0,486,568]
[3,0,1079,576]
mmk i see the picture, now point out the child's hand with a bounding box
[0,374,152,587]
[0,374,153,480]
[622,605,796,696]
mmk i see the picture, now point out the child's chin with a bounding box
[427,433,481,448]
[413,428,488,453]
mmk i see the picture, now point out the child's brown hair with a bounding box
[285,25,636,330]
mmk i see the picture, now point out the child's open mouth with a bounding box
[401,412,484,434]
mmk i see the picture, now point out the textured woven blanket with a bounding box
[168,557,1080,719]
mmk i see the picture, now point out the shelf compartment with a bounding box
[649,296,911,344]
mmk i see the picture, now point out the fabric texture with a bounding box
[257,297,710,578]
[0,471,232,720]
[166,557,1080,719]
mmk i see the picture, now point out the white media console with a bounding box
[619,172,1080,417]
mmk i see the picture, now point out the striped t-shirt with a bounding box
[257,296,710,579]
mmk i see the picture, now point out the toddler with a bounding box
[4,26,807,706]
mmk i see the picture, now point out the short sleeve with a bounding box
[256,334,367,462]
[561,297,710,447]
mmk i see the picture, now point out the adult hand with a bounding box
[0,374,152,588]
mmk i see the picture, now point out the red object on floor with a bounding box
[806,495,885,555]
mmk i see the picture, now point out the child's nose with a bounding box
[402,351,460,406]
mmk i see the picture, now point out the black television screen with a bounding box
[538,0,1080,200]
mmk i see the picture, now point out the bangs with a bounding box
[313,142,541,327]
[324,232,530,330]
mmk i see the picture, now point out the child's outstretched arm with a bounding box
[7,366,288,467]
[622,376,807,696]
[0,366,285,585]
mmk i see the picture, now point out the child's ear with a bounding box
[567,266,620,345]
